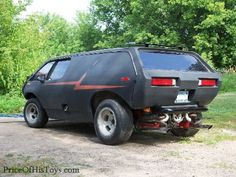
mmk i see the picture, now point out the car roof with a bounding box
[48,47,196,62]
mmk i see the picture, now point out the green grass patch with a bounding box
[0,94,25,113]
[163,151,181,158]
[203,92,236,130]
[180,129,236,145]
[220,72,236,93]
[191,91,236,144]
[210,162,236,170]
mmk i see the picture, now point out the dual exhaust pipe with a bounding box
[138,112,212,130]
[156,112,212,129]
[157,112,198,123]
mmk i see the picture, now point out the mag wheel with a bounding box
[24,98,48,128]
[97,107,117,136]
[94,99,133,145]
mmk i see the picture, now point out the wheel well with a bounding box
[91,91,131,114]
[24,93,37,100]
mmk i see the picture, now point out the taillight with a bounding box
[198,79,217,87]
[151,78,176,86]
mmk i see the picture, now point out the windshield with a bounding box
[139,50,208,72]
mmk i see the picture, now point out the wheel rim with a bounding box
[25,103,39,123]
[97,107,117,136]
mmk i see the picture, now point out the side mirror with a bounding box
[36,74,46,83]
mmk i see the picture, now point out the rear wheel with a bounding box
[171,113,202,137]
[94,99,133,145]
[24,98,48,128]
[171,128,199,137]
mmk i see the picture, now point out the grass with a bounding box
[203,92,236,130]
[163,151,181,158]
[220,73,236,93]
[185,91,236,145]
[210,162,236,171]
[180,129,236,145]
[0,94,25,113]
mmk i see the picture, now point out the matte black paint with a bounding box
[23,47,221,122]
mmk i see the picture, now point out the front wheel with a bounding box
[24,98,48,128]
[94,99,134,145]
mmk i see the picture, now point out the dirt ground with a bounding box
[0,118,236,177]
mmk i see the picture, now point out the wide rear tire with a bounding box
[171,113,202,137]
[171,128,199,137]
[94,99,133,145]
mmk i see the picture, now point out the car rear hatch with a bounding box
[135,48,221,109]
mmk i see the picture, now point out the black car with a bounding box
[22,46,221,145]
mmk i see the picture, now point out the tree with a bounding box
[0,0,33,93]
[91,0,236,68]
[0,1,103,94]
[73,12,102,51]
[40,14,75,56]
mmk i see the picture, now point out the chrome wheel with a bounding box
[25,103,39,124]
[97,107,117,136]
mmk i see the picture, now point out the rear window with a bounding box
[139,50,208,72]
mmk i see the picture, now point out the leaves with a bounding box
[0,1,102,94]
[1,0,236,94]
[92,0,236,68]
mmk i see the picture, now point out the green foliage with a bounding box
[0,0,236,95]
[0,15,50,93]
[91,0,236,68]
[0,0,32,93]
[40,14,77,56]
[0,1,102,94]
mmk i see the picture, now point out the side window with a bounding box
[85,52,136,84]
[35,62,54,78]
[49,60,70,80]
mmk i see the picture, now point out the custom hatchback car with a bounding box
[23,46,221,145]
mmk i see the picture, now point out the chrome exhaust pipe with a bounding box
[172,113,184,123]
[185,113,192,122]
[158,113,169,123]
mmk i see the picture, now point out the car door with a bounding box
[33,59,71,119]
[31,61,55,107]
[63,52,137,122]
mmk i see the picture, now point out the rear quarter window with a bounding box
[139,50,208,72]
[82,51,136,84]
[49,60,70,80]
[35,62,55,78]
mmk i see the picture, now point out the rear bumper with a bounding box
[156,105,208,113]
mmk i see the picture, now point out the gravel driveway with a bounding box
[0,118,236,177]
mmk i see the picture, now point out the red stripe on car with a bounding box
[46,72,125,90]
